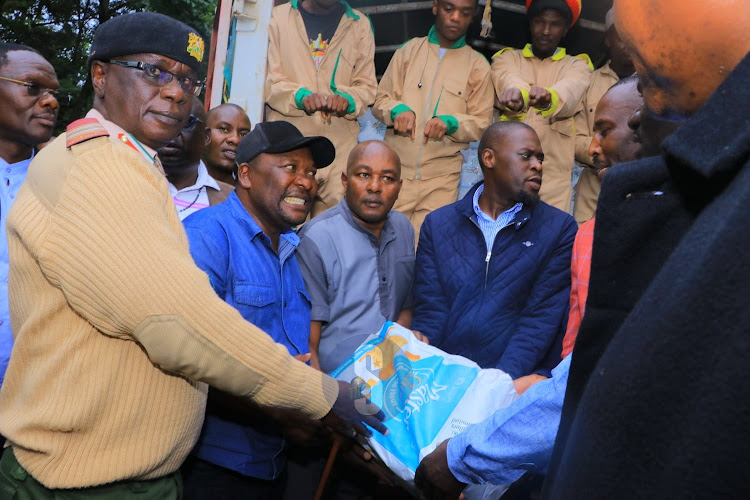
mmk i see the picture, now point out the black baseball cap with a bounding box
[236,121,335,168]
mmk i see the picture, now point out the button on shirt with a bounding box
[182,191,311,479]
[297,197,416,374]
[168,161,220,220]
[0,151,34,387]
[473,183,523,251]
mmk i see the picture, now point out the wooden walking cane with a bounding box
[314,434,345,500]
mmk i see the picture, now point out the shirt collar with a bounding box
[169,161,221,194]
[336,197,396,246]
[428,25,467,49]
[522,43,566,60]
[0,148,35,171]
[227,191,300,249]
[472,183,524,222]
[195,161,221,191]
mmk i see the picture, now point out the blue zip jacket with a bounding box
[412,182,576,378]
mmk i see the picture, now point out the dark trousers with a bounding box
[0,446,182,499]
[181,455,284,500]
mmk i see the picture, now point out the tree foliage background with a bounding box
[1,0,217,131]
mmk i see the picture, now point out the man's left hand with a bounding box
[325,94,351,117]
[528,86,551,109]
[423,117,448,144]
[415,440,467,499]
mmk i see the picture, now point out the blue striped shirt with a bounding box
[472,183,523,251]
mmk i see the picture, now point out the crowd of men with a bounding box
[0,0,748,498]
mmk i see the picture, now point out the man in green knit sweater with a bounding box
[0,12,385,499]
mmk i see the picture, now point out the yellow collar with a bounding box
[522,43,566,61]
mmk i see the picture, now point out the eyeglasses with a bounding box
[0,76,69,103]
[182,115,204,131]
[105,60,204,96]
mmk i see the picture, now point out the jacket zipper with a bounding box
[470,217,493,289]
[484,250,491,289]
[415,50,443,180]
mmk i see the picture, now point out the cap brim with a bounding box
[266,135,336,169]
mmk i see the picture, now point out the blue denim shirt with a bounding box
[0,152,34,388]
[183,191,311,479]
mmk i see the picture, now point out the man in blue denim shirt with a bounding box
[0,44,59,388]
[181,121,335,499]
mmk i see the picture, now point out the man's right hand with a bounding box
[322,380,389,438]
[498,88,525,112]
[393,110,417,140]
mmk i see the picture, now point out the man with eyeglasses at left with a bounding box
[0,43,60,391]
[0,12,387,499]
[159,98,233,220]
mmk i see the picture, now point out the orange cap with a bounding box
[526,0,582,27]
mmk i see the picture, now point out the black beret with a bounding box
[89,12,205,73]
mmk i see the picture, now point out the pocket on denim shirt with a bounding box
[233,282,277,328]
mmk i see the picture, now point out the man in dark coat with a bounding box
[542,0,750,498]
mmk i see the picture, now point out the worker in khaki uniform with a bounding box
[492,0,592,213]
[372,0,494,238]
[572,8,634,224]
[265,0,376,216]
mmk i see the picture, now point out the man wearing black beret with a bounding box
[0,11,386,498]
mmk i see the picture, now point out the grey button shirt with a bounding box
[297,198,416,374]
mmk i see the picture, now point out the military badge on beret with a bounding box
[187,32,205,62]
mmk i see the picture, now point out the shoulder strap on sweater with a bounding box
[66,118,109,149]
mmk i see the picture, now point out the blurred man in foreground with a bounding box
[545,0,750,497]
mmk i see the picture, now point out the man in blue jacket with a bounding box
[412,121,576,378]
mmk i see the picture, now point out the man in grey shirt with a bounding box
[298,140,419,374]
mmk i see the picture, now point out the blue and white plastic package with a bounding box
[331,322,518,498]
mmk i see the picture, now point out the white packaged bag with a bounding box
[330,322,518,498]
